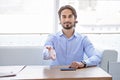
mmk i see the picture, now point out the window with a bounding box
[58,0,120,33]
[0,0,55,33]
[0,0,56,46]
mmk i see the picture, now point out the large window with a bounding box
[0,0,120,47]
[58,0,120,33]
[0,0,55,33]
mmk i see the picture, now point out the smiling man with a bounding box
[43,5,102,69]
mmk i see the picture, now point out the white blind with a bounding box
[0,0,55,33]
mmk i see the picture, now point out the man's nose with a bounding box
[65,17,70,22]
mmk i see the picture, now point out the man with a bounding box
[43,5,102,69]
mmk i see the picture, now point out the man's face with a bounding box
[60,9,76,30]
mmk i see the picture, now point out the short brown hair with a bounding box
[58,5,77,19]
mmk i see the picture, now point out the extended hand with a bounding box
[46,46,56,60]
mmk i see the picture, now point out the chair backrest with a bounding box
[0,46,51,66]
[99,49,118,72]
[109,62,120,80]
[0,46,43,65]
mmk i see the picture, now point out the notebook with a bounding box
[0,72,16,77]
[0,65,26,78]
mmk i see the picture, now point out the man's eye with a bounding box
[69,15,73,18]
[62,15,66,18]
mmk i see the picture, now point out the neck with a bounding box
[62,28,75,38]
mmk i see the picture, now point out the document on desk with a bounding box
[0,65,26,77]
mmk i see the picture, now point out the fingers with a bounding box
[46,46,56,60]
[50,50,56,60]
[46,46,52,51]
[69,61,84,69]
[69,62,78,69]
[50,52,56,60]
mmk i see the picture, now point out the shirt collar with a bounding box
[58,30,78,38]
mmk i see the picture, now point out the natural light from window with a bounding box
[58,0,120,33]
[0,0,55,33]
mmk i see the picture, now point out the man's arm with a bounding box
[83,36,102,67]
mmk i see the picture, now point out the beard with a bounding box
[62,22,75,30]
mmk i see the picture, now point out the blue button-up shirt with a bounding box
[43,31,102,66]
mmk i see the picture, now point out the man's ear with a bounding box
[75,21,78,23]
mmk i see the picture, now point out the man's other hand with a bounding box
[69,61,85,69]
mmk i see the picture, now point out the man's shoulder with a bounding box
[47,32,61,40]
[75,32,87,38]
[49,32,60,37]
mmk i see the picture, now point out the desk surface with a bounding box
[9,66,112,80]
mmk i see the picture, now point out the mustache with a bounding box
[63,22,71,24]
[63,21,78,24]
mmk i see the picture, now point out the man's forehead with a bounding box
[61,10,73,15]
[61,13,73,16]
[61,9,72,13]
